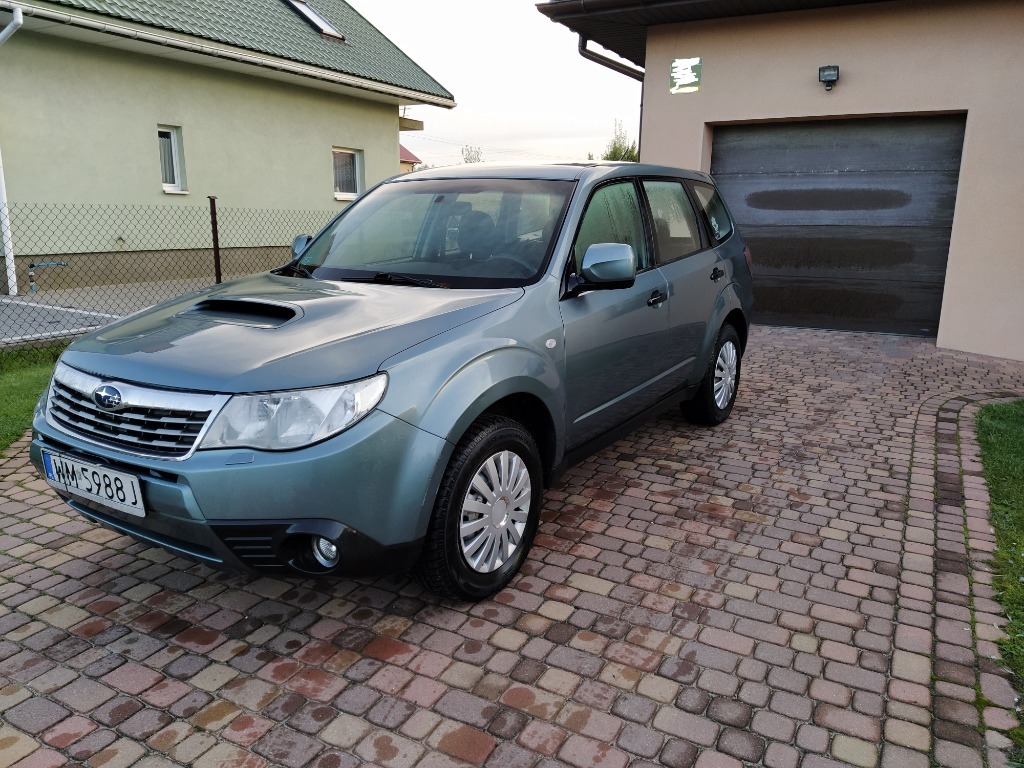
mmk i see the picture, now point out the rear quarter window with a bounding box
[691,182,733,245]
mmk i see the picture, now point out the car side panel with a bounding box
[559,268,675,447]
[660,247,725,388]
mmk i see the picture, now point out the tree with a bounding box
[461,145,483,164]
[601,120,638,162]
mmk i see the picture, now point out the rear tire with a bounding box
[683,324,741,426]
[414,416,542,601]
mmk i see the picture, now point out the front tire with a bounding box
[414,416,542,601]
[683,324,741,426]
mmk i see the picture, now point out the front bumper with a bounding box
[30,408,451,577]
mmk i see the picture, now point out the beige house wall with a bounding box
[0,31,400,211]
[642,0,1024,362]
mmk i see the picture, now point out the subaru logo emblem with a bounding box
[93,385,123,410]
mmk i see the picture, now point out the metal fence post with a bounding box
[208,195,222,284]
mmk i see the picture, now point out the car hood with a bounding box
[61,273,523,393]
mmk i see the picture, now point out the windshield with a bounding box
[298,178,574,288]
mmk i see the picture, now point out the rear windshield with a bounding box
[299,178,574,288]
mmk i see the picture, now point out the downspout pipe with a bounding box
[577,35,644,82]
[0,6,23,296]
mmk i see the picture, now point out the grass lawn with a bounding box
[0,347,62,452]
[977,400,1024,715]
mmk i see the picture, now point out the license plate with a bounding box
[42,451,145,517]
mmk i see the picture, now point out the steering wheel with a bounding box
[486,253,534,276]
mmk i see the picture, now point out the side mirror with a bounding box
[292,234,312,258]
[577,243,636,291]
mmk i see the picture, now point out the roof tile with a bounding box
[37,0,453,101]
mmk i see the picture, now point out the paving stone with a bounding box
[653,707,719,746]
[707,697,751,727]
[193,743,268,768]
[832,734,880,768]
[660,738,700,768]
[253,725,324,768]
[0,724,41,767]
[82,736,146,768]
[517,720,567,756]
[287,703,338,735]
[558,733,629,768]
[4,697,70,734]
[435,689,499,728]
[91,696,143,727]
[190,699,242,731]
[320,712,372,749]
[935,739,985,768]
[63,727,116,761]
[222,714,276,747]
[880,744,930,768]
[428,720,498,764]
[613,691,659,723]
[354,729,424,768]
[100,663,162,695]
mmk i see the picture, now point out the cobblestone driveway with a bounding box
[2,326,1024,768]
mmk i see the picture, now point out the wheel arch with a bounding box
[476,392,558,487]
[384,342,564,482]
[724,307,749,353]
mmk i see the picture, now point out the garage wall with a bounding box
[641,0,1024,362]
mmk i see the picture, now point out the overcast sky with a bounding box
[354,0,643,168]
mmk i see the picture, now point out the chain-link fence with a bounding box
[0,199,337,366]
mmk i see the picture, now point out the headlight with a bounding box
[199,374,387,451]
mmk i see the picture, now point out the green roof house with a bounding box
[0,0,453,210]
[0,0,453,299]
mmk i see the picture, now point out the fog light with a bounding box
[312,536,339,568]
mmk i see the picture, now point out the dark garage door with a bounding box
[710,115,966,335]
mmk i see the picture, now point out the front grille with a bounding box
[47,362,226,459]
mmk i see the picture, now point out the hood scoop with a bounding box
[180,298,301,328]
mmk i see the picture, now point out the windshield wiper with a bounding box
[375,272,441,288]
[271,262,316,279]
[340,272,443,288]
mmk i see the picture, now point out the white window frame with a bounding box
[284,0,345,40]
[158,125,187,194]
[332,147,363,201]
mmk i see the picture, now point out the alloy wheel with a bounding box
[459,449,532,573]
[713,340,738,409]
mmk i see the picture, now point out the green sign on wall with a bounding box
[670,57,702,94]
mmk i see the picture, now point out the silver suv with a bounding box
[31,162,754,600]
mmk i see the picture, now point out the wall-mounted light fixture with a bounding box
[819,65,840,91]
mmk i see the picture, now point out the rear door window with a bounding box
[642,180,703,264]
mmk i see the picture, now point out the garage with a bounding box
[709,115,967,335]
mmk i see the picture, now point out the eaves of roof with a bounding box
[537,0,902,68]
[3,0,454,106]
[399,145,421,164]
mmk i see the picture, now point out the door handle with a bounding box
[647,290,667,307]
[710,267,725,282]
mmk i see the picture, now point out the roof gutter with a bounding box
[0,5,23,296]
[577,34,644,81]
[0,1,456,108]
